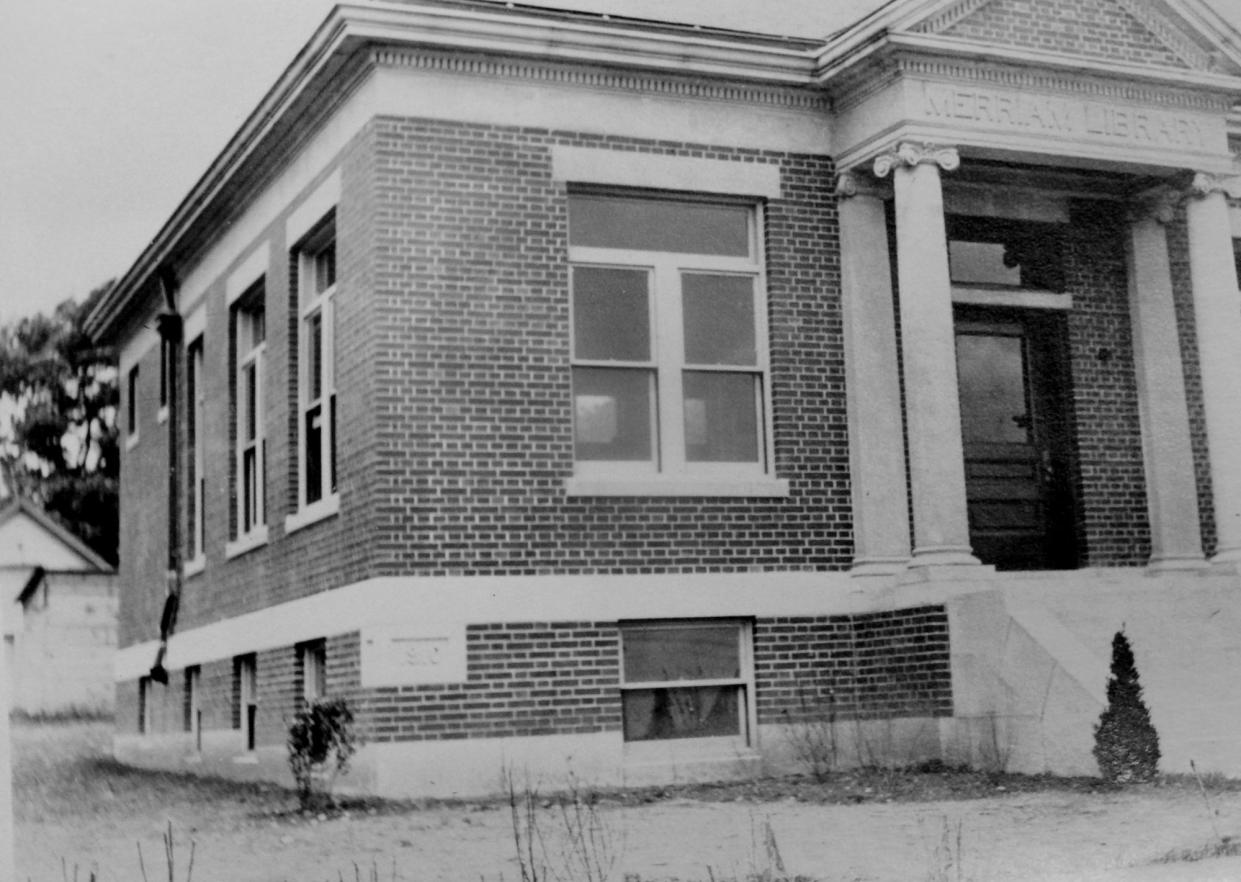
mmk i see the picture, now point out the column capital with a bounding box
[1182,171,1241,200]
[1127,185,1180,225]
[872,142,960,178]
[835,170,892,200]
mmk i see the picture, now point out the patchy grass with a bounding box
[17,719,1237,823]
[1153,837,1241,864]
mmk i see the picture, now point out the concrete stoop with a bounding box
[945,568,1241,779]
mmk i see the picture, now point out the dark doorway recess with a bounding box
[955,306,1079,570]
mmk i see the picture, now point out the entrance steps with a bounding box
[946,568,1241,778]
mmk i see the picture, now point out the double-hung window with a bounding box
[126,365,140,442]
[295,217,337,517]
[299,639,327,707]
[568,193,773,488]
[233,285,266,543]
[620,620,753,749]
[186,337,205,566]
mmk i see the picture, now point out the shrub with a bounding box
[1092,630,1160,784]
[287,697,359,811]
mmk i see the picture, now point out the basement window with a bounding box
[235,654,257,751]
[619,620,752,746]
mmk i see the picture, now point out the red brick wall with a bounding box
[942,0,1186,68]
[118,124,384,650]
[117,337,172,647]
[755,606,953,725]
[358,622,622,743]
[1064,202,1151,565]
[368,119,850,577]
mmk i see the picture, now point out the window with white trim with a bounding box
[619,620,752,745]
[186,337,205,563]
[127,365,140,439]
[295,216,337,513]
[184,665,201,750]
[568,194,771,479]
[236,653,257,751]
[232,285,266,540]
[158,342,169,415]
[138,674,152,735]
[299,639,327,706]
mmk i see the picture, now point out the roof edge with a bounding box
[84,0,823,343]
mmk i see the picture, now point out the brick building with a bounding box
[86,0,1241,797]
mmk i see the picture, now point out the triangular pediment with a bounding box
[909,0,1218,71]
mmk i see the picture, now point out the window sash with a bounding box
[619,620,752,745]
[235,306,266,539]
[187,340,205,560]
[127,366,139,436]
[298,239,337,510]
[569,241,770,478]
[301,642,327,703]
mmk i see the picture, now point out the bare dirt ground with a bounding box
[15,721,1241,882]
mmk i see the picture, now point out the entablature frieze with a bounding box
[372,47,832,113]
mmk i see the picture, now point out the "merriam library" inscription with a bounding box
[921,82,1210,149]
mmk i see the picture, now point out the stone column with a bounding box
[836,171,910,574]
[1125,188,1204,568]
[1183,173,1241,564]
[874,143,978,567]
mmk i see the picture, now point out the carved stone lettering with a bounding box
[360,624,467,686]
[921,83,1207,149]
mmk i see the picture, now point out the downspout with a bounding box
[151,268,182,684]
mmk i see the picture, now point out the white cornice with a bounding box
[86,1,822,342]
[375,48,827,111]
[349,2,819,84]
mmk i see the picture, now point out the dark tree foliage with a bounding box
[287,697,359,811]
[1093,629,1160,784]
[0,282,119,564]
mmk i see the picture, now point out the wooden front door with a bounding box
[955,308,1078,570]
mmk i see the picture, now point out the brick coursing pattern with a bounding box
[943,0,1187,68]
[368,119,850,578]
[118,117,1202,647]
[755,606,953,724]
[1064,202,1151,565]
[356,622,622,743]
[120,607,954,747]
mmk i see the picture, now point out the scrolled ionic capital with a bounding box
[1127,185,1181,226]
[1184,171,1241,201]
[872,142,960,178]
[834,171,891,200]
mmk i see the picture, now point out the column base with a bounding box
[849,557,910,578]
[1208,549,1241,577]
[1210,546,1241,565]
[1146,555,1207,572]
[908,547,981,568]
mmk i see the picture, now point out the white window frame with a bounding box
[287,216,339,533]
[157,342,169,424]
[138,675,152,735]
[300,640,327,705]
[618,618,755,761]
[126,364,140,448]
[185,665,201,751]
[237,654,257,752]
[229,289,268,556]
[566,195,784,498]
[185,336,206,573]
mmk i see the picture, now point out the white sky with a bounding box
[1,0,1238,326]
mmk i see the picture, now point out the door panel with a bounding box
[956,309,1077,570]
